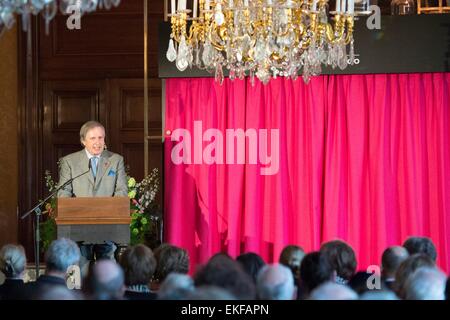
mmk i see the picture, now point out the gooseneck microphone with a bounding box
[21,160,92,220]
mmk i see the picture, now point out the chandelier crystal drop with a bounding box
[167,0,357,84]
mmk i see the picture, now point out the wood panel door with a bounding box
[109,78,163,202]
[42,80,107,180]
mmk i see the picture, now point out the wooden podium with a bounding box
[55,197,131,244]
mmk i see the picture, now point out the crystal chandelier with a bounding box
[167,0,356,84]
[0,0,121,35]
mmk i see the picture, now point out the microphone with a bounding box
[20,160,92,220]
[63,160,92,187]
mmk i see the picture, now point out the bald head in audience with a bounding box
[404,267,446,300]
[256,264,295,300]
[381,246,409,285]
[88,260,125,300]
[309,282,358,300]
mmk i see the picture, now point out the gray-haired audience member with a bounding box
[394,253,435,299]
[157,273,195,300]
[309,282,358,300]
[45,238,81,274]
[403,267,446,300]
[85,259,125,300]
[186,285,236,300]
[402,236,437,262]
[256,264,295,300]
[30,238,81,299]
[359,290,399,300]
[0,244,27,279]
[87,259,125,300]
[0,244,29,299]
[381,246,409,290]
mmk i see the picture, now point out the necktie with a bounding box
[91,157,99,178]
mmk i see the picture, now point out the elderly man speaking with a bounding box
[57,120,127,198]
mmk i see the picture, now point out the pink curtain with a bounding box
[164,73,450,273]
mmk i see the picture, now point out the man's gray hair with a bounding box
[359,290,399,300]
[0,244,27,278]
[90,259,125,300]
[404,267,446,300]
[79,120,105,143]
[256,264,295,300]
[158,273,195,300]
[45,238,80,273]
[309,282,358,300]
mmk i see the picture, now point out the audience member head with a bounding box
[256,264,295,300]
[154,245,189,283]
[119,244,156,287]
[299,251,334,294]
[381,246,409,279]
[279,245,305,282]
[359,290,399,300]
[309,282,358,300]
[208,252,234,264]
[348,271,373,295]
[403,267,446,300]
[88,259,125,300]
[186,285,236,300]
[157,273,195,300]
[194,255,256,299]
[395,253,435,299]
[236,252,266,284]
[0,244,27,279]
[402,236,437,262]
[320,240,357,283]
[153,243,171,260]
[45,238,80,277]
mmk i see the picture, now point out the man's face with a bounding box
[82,126,105,156]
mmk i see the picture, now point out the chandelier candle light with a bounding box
[166,0,356,84]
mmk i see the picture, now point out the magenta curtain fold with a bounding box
[164,73,450,273]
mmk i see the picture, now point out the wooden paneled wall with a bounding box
[18,1,164,260]
[0,25,19,248]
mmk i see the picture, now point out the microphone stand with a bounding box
[20,166,91,278]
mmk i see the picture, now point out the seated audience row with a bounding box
[0,236,449,300]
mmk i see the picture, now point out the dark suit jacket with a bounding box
[26,275,68,299]
[0,279,31,300]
